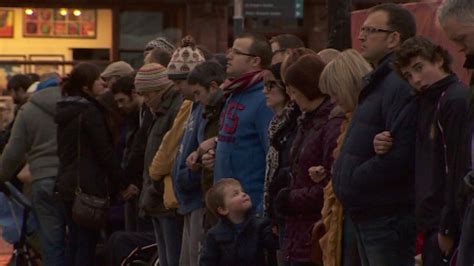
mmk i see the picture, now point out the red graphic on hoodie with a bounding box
[220,101,246,135]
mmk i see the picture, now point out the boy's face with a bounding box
[400,56,447,92]
[190,83,211,106]
[217,184,252,217]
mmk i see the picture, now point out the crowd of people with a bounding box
[1,0,474,266]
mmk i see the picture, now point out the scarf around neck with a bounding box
[221,70,264,95]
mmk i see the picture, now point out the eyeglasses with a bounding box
[227,48,258,57]
[360,26,395,35]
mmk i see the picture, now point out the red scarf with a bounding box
[221,70,264,96]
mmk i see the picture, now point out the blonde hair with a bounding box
[317,48,341,64]
[319,49,372,112]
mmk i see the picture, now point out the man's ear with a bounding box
[252,56,262,68]
[217,206,229,216]
[209,81,220,94]
[387,31,402,50]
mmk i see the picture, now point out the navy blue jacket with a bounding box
[332,53,417,214]
[172,103,205,215]
[199,214,278,266]
[413,74,470,236]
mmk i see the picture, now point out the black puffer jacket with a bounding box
[332,53,417,214]
[55,95,125,202]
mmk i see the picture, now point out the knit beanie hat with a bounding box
[134,63,174,93]
[101,61,134,78]
[167,35,205,80]
[144,37,176,54]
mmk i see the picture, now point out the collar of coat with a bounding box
[297,96,334,130]
[363,52,394,87]
[416,74,459,101]
[153,89,181,116]
[211,211,256,241]
[463,54,474,69]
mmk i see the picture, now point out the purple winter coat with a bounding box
[276,97,344,262]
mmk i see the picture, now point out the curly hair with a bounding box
[393,36,452,78]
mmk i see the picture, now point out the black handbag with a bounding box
[72,114,110,231]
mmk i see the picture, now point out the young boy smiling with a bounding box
[199,178,278,266]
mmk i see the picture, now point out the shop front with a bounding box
[0,0,189,91]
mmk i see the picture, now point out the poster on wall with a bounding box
[23,8,96,38]
[29,54,65,76]
[0,9,14,38]
[0,55,26,91]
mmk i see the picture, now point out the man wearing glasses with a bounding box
[269,34,305,65]
[202,33,273,214]
[331,3,417,266]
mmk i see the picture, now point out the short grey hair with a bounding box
[438,0,474,25]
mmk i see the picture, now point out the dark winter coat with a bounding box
[138,89,182,217]
[201,90,224,194]
[123,105,154,187]
[275,97,344,262]
[332,53,417,216]
[414,74,470,237]
[121,109,140,169]
[55,95,126,202]
[454,55,474,218]
[199,214,278,266]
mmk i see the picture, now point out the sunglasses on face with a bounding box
[264,80,284,91]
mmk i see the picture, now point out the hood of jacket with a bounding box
[29,86,62,117]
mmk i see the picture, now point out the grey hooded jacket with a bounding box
[0,86,61,182]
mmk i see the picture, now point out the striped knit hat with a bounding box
[167,35,205,80]
[134,63,174,93]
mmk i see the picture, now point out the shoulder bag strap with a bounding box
[76,113,82,193]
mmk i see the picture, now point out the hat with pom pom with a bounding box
[167,35,205,80]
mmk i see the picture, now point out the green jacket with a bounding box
[138,89,183,217]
